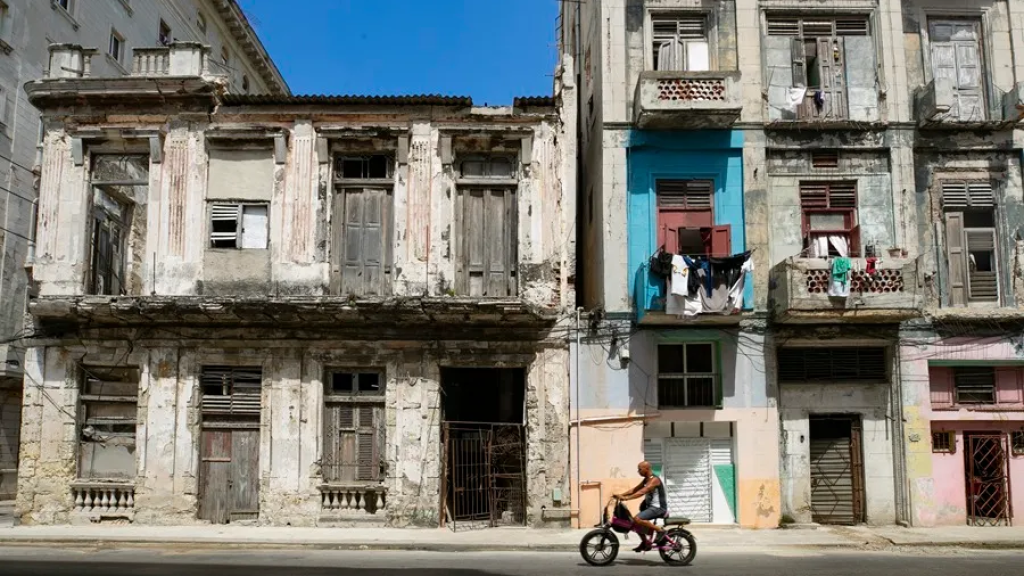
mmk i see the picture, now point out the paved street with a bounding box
[0,548,1021,576]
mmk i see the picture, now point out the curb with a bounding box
[0,539,865,552]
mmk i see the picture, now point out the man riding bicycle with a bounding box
[614,460,668,551]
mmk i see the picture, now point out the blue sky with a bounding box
[236,0,559,105]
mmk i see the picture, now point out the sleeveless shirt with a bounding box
[643,474,667,510]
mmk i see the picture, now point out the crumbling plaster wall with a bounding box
[902,0,1018,104]
[32,112,571,310]
[766,145,895,264]
[17,337,569,527]
[912,148,1024,308]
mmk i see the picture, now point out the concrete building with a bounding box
[561,0,1024,529]
[15,43,576,527]
[0,0,286,504]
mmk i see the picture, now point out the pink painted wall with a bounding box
[930,366,1024,409]
[928,422,1024,526]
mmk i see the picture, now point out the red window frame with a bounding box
[799,181,860,256]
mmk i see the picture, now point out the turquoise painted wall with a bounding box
[626,130,748,321]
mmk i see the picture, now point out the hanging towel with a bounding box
[670,255,689,297]
[831,257,852,283]
[785,87,807,111]
[865,257,877,275]
[828,257,852,298]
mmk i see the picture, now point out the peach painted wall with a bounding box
[571,408,780,529]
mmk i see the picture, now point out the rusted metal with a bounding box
[809,415,864,525]
[966,433,1012,526]
[442,422,526,531]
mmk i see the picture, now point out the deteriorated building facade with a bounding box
[15,43,576,527]
[0,0,286,506]
[563,0,1024,529]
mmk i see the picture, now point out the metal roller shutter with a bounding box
[663,438,713,523]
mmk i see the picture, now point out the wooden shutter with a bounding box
[966,229,999,302]
[849,224,861,257]
[457,188,516,297]
[657,180,713,210]
[240,205,268,249]
[942,181,994,209]
[930,21,984,121]
[210,204,241,247]
[338,189,390,297]
[766,18,800,36]
[356,406,381,481]
[945,211,966,306]
[820,37,847,118]
[710,225,731,257]
[791,38,806,87]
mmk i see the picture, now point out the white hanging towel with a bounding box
[785,87,807,111]
[670,255,689,297]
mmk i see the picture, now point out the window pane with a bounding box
[358,373,382,394]
[808,212,846,230]
[331,372,354,394]
[368,155,389,178]
[686,376,716,406]
[240,205,268,249]
[685,343,714,373]
[963,209,994,228]
[658,345,685,373]
[658,378,687,407]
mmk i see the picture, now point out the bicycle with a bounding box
[578,497,697,566]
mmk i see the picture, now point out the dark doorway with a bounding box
[964,432,1012,526]
[808,414,865,525]
[440,368,526,529]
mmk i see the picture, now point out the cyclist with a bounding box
[614,460,668,551]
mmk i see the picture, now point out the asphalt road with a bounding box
[0,547,1021,575]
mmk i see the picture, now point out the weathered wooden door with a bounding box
[199,428,259,524]
[930,20,985,121]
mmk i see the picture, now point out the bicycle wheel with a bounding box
[579,528,620,567]
[658,528,696,566]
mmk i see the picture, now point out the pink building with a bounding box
[902,336,1024,527]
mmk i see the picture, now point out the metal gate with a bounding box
[809,417,864,525]
[966,434,1012,526]
[663,438,713,523]
[441,422,525,530]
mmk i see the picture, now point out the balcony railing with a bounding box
[320,485,387,515]
[71,481,135,514]
[770,256,923,323]
[634,70,742,129]
[47,42,212,80]
[916,78,1023,129]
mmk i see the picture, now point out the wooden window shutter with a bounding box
[766,18,800,36]
[657,180,713,210]
[967,182,994,207]
[945,211,967,306]
[849,224,862,257]
[710,225,731,257]
[828,182,857,208]
[340,189,390,297]
[356,407,375,481]
[941,182,969,208]
[675,16,706,40]
[966,229,999,302]
[457,188,516,297]
[835,18,870,36]
[791,38,806,87]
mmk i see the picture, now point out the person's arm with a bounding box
[619,477,660,502]
[615,480,646,499]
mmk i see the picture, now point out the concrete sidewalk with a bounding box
[0,524,1021,551]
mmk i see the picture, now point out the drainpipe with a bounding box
[575,306,584,528]
[892,343,911,526]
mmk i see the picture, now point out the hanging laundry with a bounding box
[726,258,755,313]
[669,255,688,297]
[828,256,852,298]
[785,87,807,112]
[814,90,825,108]
[865,257,877,275]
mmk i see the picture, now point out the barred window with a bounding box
[78,366,140,480]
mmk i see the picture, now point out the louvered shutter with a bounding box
[944,211,966,306]
[966,229,999,302]
[791,38,806,88]
[210,204,241,247]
